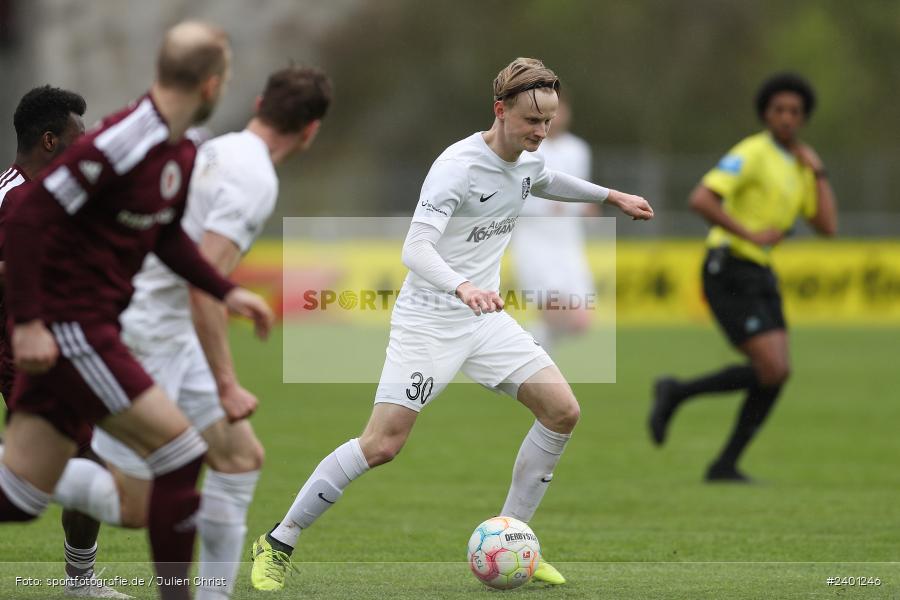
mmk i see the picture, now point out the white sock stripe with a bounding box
[148,428,202,464]
[0,465,49,515]
[64,541,98,551]
[64,541,97,568]
[54,323,123,412]
[146,429,206,476]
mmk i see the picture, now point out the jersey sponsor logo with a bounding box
[521,176,531,199]
[466,216,517,243]
[716,154,744,174]
[420,200,449,216]
[479,191,498,203]
[116,206,176,230]
[159,160,182,200]
[78,160,103,184]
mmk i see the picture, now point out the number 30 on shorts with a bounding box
[406,371,434,404]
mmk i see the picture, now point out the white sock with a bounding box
[196,469,259,600]
[500,421,570,522]
[52,459,121,525]
[271,439,369,548]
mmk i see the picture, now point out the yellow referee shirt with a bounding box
[702,131,818,266]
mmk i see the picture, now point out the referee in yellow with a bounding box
[649,73,838,481]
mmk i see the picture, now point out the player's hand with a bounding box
[456,282,504,316]
[747,228,785,246]
[792,142,824,173]
[224,288,275,340]
[219,380,258,422]
[607,190,654,220]
[12,319,59,374]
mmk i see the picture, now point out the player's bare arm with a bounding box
[224,288,274,340]
[792,142,838,236]
[190,230,259,421]
[689,184,784,246]
[455,281,505,316]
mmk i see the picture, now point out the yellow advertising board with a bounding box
[234,239,900,325]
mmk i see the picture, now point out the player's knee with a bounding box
[206,437,265,473]
[363,436,405,467]
[545,397,580,434]
[557,401,581,433]
[119,500,148,529]
[756,362,791,387]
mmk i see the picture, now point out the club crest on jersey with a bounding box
[160,160,182,200]
[521,176,531,199]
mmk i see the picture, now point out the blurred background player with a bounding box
[249,57,653,592]
[649,73,838,482]
[91,65,332,600]
[510,92,597,353]
[0,21,274,600]
[0,86,130,599]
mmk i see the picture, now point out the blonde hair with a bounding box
[492,58,560,107]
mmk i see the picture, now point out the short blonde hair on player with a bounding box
[492,58,560,108]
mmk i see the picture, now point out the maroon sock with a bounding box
[0,488,39,522]
[148,455,204,600]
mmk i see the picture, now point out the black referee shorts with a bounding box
[702,247,786,347]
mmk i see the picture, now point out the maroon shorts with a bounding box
[8,321,154,446]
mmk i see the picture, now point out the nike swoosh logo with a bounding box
[318,492,335,504]
[540,476,553,483]
[479,191,498,203]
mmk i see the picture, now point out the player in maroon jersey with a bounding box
[0,86,133,598]
[0,22,273,600]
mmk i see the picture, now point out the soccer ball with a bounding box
[467,516,540,590]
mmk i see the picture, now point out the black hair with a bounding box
[258,66,332,133]
[754,72,816,120]
[13,85,86,151]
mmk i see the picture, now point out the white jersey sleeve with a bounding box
[411,158,469,234]
[121,130,277,342]
[198,175,276,253]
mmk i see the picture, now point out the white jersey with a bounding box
[121,129,278,340]
[520,132,592,217]
[512,131,595,300]
[395,132,551,323]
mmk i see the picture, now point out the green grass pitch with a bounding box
[1,325,898,598]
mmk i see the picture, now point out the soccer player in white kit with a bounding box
[511,93,597,353]
[91,66,332,600]
[250,57,654,591]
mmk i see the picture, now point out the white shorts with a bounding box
[374,309,554,412]
[91,331,221,480]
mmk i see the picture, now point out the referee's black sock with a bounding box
[713,383,782,469]
[674,364,757,403]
